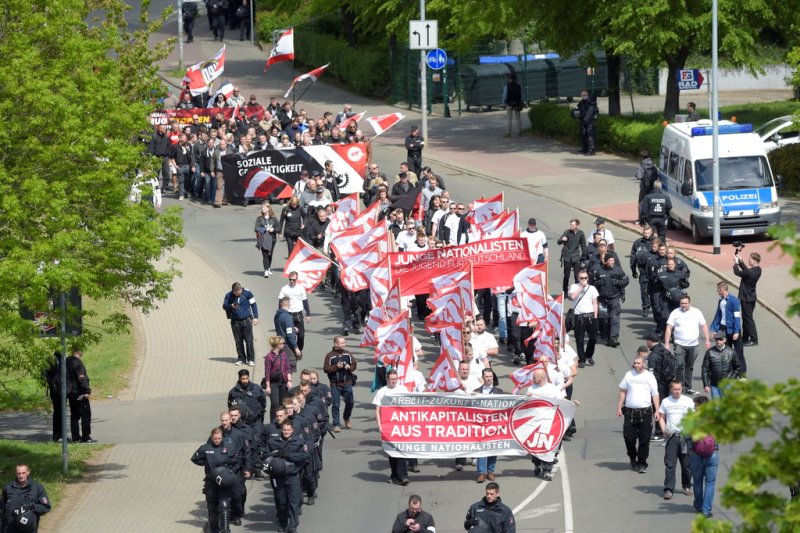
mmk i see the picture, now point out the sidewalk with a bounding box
[160,24,800,337]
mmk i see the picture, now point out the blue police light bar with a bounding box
[690,124,753,137]
[479,53,560,64]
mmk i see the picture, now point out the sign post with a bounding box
[409,12,438,141]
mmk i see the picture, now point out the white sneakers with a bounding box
[264,269,272,278]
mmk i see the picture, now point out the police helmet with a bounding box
[212,466,238,489]
[13,510,38,533]
[261,456,287,477]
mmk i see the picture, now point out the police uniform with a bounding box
[592,261,629,345]
[228,380,267,434]
[640,190,673,243]
[645,252,669,334]
[1,477,50,533]
[464,495,516,533]
[630,234,654,315]
[266,433,310,533]
[191,435,249,533]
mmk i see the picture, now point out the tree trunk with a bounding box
[342,6,357,47]
[606,51,621,116]
[663,47,692,120]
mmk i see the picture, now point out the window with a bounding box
[668,152,680,178]
[693,156,773,192]
[660,146,669,171]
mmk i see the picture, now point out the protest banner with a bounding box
[377,392,576,461]
[221,142,367,203]
[388,237,531,297]
[148,107,265,127]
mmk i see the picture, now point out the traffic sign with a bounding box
[677,69,705,91]
[426,48,447,70]
[409,20,438,50]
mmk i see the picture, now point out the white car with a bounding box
[756,115,800,153]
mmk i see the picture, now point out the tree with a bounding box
[0,0,184,376]
[603,0,799,120]
[682,221,800,532]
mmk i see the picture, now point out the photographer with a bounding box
[322,336,357,432]
[733,246,761,346]
[1,464,51,533]
[392,494,436,533]
[222,282,259,366]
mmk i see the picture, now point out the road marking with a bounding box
[517,503,561,519]
[512,477,548,515]
[560,452,574,533]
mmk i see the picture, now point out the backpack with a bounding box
[44,360,60,395]
[642,165,658,192]
[659,349,677,383]
[693,435,716,457]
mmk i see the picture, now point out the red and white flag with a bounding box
[283,239,333,291]
[284,64,329,98]
[546,294,564,341]
[427,348,462,392]
[352,201,382,229]
[242,169,288,198]
[533,320,558,363]
[264,28,294,71]
[366,113,406,137]
[360,281,402,347]
[184,46,226,95]
[337,111,367,131]
[478,209,519,240]
[439,326,464,364]
[425,289,469,332]
[513,264,548,323]
[329,221,371,261]
[339,241,382,292]
[369,258,392,308]
[466,192,503,225]
[509,361,546,394]
[375,310,412,366]
[212,80,235,101]
[429,266,470,297]
[383,281,403,316]
[326,193,360,237]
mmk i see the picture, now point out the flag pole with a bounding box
[294,81,315,106]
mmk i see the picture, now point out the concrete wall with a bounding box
[658,65,792,94]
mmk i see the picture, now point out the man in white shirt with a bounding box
[373,369,410,485]
[395,219,418,251]
[521,217,548,264]
[658,380,695,500]
[277,272,310,351]
[471,316,499,359]
[617,355,660,473]
[525,368,565,481]
[463,344,489,381]
[589,217,615,251]
[664,295,711,396]
[569,270,599,368]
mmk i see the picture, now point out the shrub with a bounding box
[768,143,800,195]
[257,11,302,43]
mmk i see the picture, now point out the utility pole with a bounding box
[711,0,721,254]
[419,0,428,141]
[177,0,184,71]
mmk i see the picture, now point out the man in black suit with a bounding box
[733,251,762,346]
[473,368,503,483]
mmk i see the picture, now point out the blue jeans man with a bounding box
[331,383,354,429]
[690,451,719,517]
[476,456,497,481]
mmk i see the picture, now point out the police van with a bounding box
[658,120,781,243]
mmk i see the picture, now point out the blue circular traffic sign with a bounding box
[426,48,447,70]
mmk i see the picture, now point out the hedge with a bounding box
[767,144,800,195]
[529,101,800,187]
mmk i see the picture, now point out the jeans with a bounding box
[690,452,719,517]
[663,435,692,492]
[496,293,510,340]
[506,107,522,135]
[673,343,699,390]
[330,383,354,427]
[710,385,723,399]
[177,164,190,197]
[477,456,497,474]
[205,172,216,204]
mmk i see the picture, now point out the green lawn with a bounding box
[0,440,106,509]
[0,298,137,411]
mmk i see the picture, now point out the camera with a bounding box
[732,241,745,252]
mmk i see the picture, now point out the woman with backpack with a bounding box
[263,336,293,422]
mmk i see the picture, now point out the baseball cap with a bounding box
[311,170,321,177]
[595,217,606,225]
[528,217,537,225]
[713,331,726,340]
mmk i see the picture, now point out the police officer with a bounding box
[645,332,676,441]
[222,282,259,366]
[1,464,51,533]
[640,180,673,243]
[191,427,248,533]
[228,406,255,521]
[592,256,629,348]
[42,352,63,443]
[405,126,425,176]
[576,89,599,155]
[265,420,310,533]
[66,349,95,443]
[645,241,668,335]
[228,368,267,434]
[308,369,332,470]
[463,482,516,532]
[630,225,655,318]
[217,411,251,527]
[290,390,322,505]
[656,258,690,333]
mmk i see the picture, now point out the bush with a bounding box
[257,10,302,43]
[295,31,389,99]
[768,143,800,195]
[528,103,664,157]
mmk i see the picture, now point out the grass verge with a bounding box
[0,440,108,509]
[0,298,136,411]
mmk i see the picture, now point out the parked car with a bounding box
[756,115,800,153]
